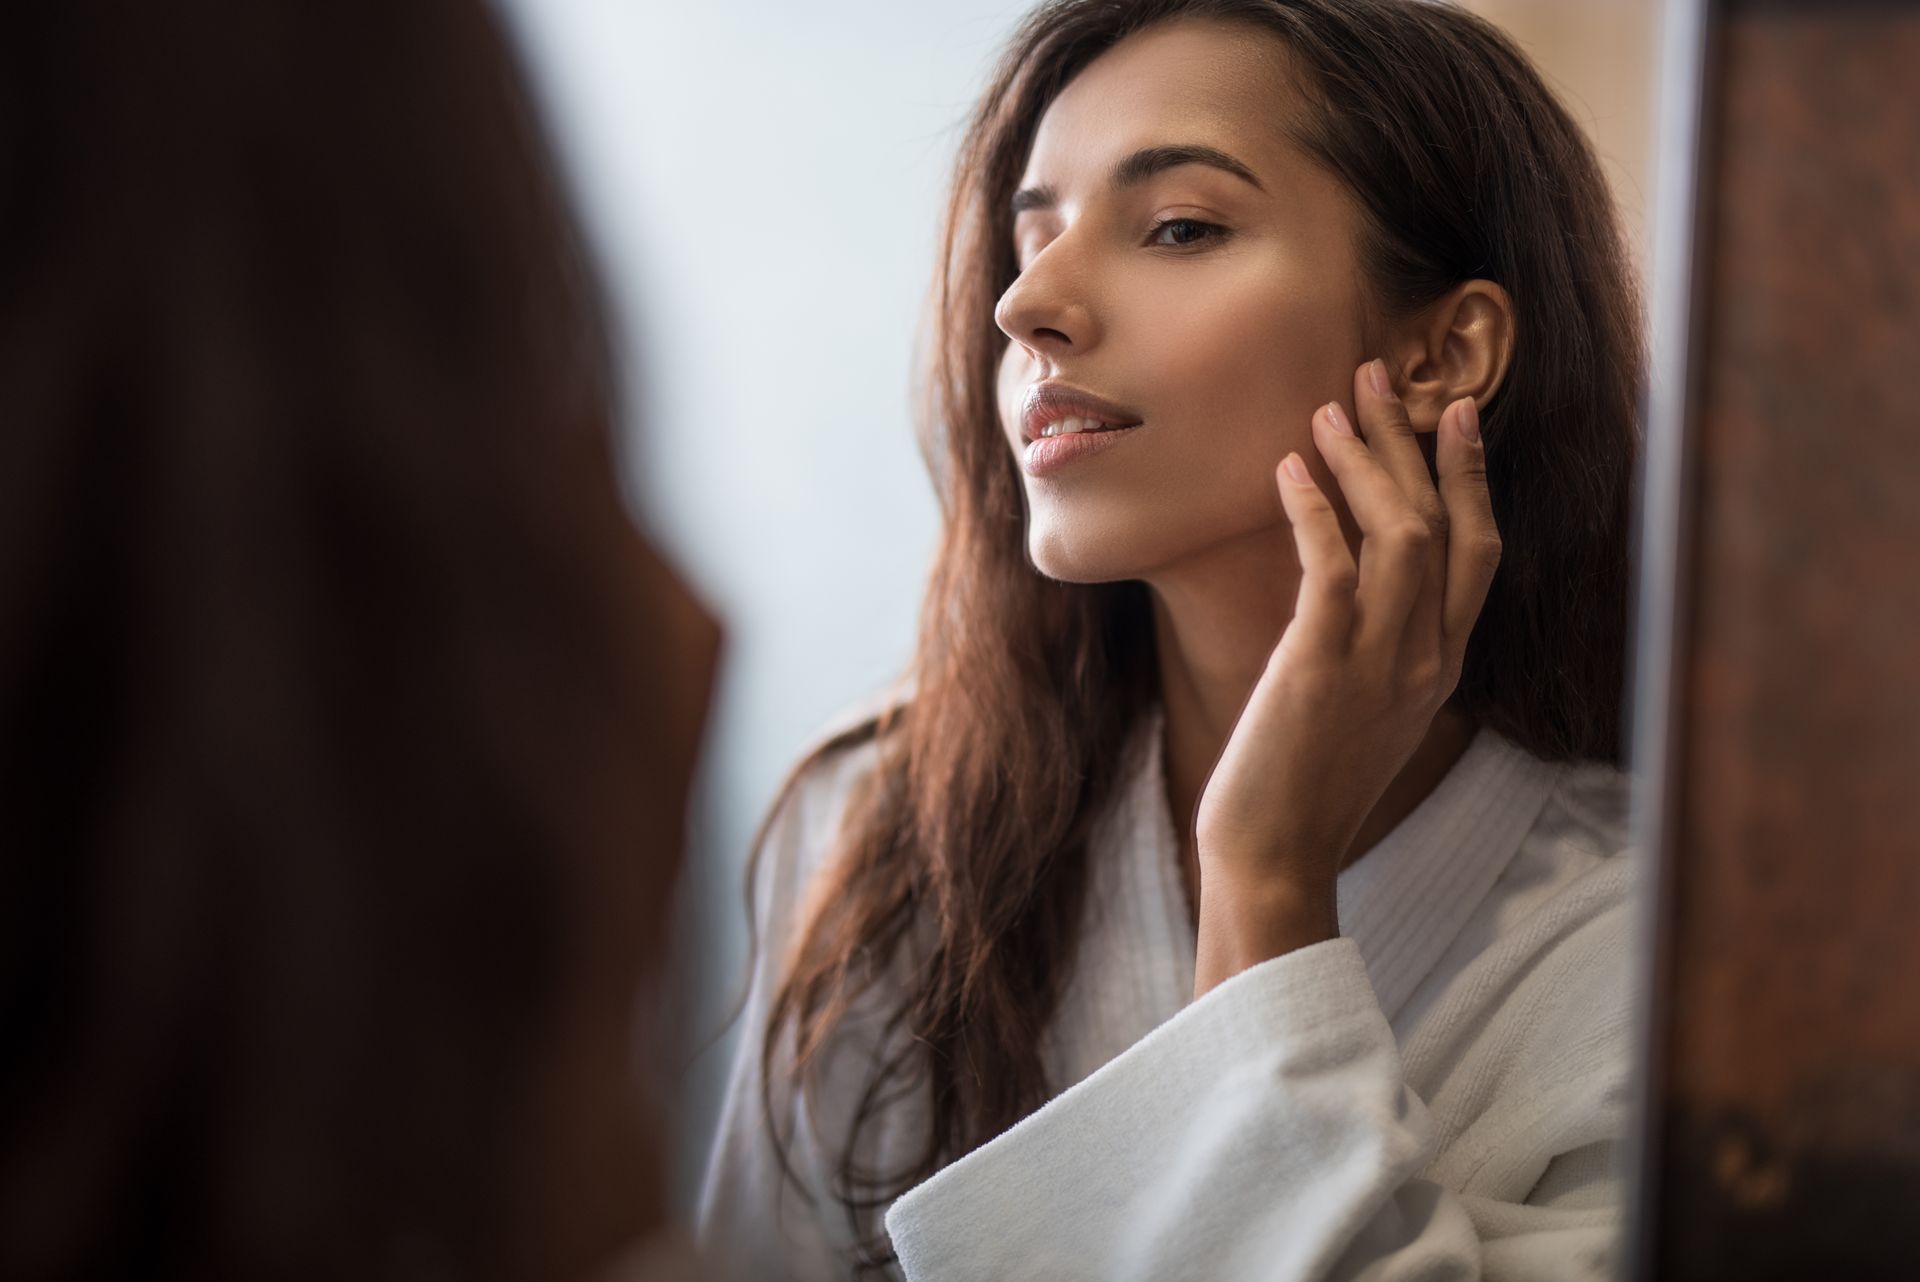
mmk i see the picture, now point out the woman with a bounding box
[701,1,1642,1279]
[0,2,717,1279]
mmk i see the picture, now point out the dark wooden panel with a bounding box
[1640,3,1920,1277]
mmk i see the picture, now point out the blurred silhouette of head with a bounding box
[0,3,717,1279]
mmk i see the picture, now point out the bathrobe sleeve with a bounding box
[883,937,1621,1282]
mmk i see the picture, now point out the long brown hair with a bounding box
[760,0,1644,1271]
[0,2,692,1279]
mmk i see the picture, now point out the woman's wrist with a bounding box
[1192,864,1339,998]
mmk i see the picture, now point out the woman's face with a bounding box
[996,19,1371,582]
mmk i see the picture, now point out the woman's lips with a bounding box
[1020,382,1143,442]
[1022,422,1144,477]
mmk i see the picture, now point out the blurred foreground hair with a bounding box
[0,3,695,1280]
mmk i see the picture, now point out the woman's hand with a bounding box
[1191,358,1502,996]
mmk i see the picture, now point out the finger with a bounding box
[1434,396,1502,654]
[1354,359,1449,652]
[1311,400,1428,658]
[1275,451,1358,658]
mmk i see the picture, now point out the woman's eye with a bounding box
[1148,217,1226,249]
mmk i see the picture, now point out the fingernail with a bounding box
[1367,359,1392,399]
[1456,397,1481,444]
[1321,402,1353,436]
[1282,452,1310,483]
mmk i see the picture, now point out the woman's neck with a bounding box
[1147,529,1478,922]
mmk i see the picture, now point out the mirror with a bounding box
[508,4,1679,1278]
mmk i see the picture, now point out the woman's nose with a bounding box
[993,243,1099,358]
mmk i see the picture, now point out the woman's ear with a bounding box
[1384,280,1515,433]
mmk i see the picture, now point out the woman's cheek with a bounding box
[1165,273,1354,446]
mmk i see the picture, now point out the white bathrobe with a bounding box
[699,705,1639,1282]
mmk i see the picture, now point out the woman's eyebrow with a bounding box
[1011,144,1266,214]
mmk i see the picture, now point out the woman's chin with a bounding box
[1024,502,1287,586]
[1025,526,1150,585]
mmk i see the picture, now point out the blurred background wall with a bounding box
[500,0,1661,1215]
